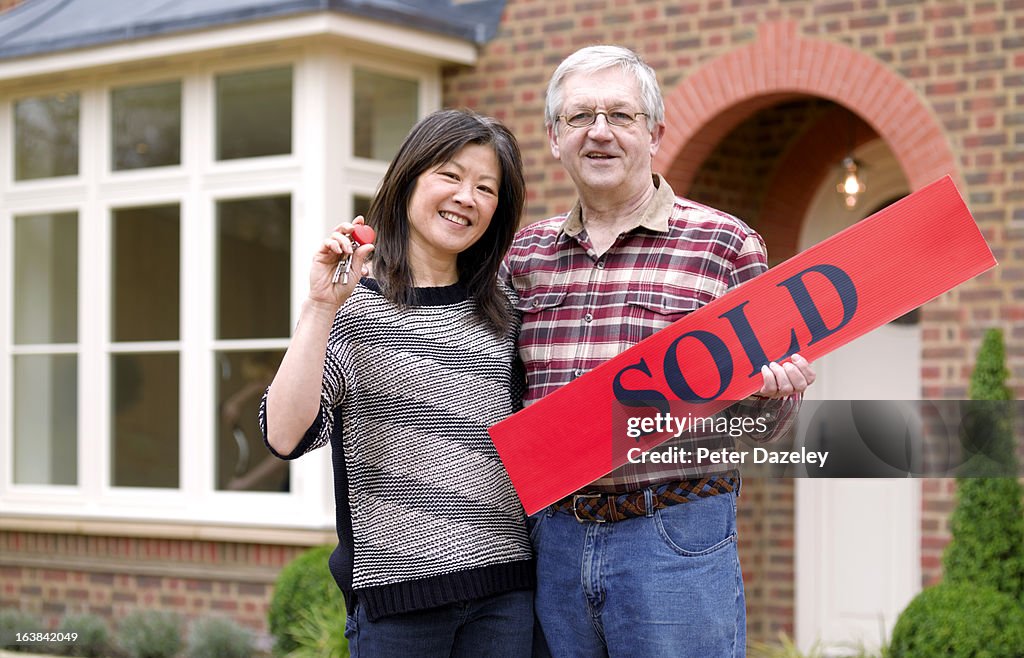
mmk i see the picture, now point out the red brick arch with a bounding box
[655,21,959,216]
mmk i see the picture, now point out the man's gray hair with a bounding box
[544,45,665,131]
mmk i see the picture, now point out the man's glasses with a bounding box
[557,110,648,128]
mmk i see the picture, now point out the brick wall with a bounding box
[919,478,957,588]
[443,0,1024,644]
[0,530,312,650]
[736,477,796,640]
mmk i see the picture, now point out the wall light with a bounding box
[836,155,866,211]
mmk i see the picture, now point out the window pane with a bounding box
[353,68,418,161]
[112,205,180,342]
[216,196,290,339]
[14,212,78,344]
[111,81,182,170]
[353,195,373,220]
[14,92,80,180]
[13,354,78,485]
[111,352,179,488]
[215,350,288,492]
[216,67,292,160]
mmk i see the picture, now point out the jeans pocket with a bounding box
[527,511,547,543]
[344,605,358,641]
[653,495,737,557]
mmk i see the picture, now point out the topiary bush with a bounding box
[268,544,346,656]
[943,476,1024,600]
[186,615,254,658]
[943,328,1024,603]
[957,327,1016,473]
[888,583,1024,657]
[967,329,1013,402]
[116,609,183,658]
[892,328,1024,657]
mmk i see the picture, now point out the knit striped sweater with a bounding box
[259,279,534,621]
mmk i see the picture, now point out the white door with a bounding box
[794,140,920,654]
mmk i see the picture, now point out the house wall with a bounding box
[0,530,310,649]
[443,0,1024,642]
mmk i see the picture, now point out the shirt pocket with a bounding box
[515,290,569,371]
[620,288,702,347]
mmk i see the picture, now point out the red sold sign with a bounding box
[489,176,996,515]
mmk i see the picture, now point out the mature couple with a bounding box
[260,45,815,658]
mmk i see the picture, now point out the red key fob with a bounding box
[351,224,376,247]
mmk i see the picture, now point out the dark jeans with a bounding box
[344,588,533,658]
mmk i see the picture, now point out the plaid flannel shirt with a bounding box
[503,175,799,492]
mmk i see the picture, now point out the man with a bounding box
[503,45,816,657]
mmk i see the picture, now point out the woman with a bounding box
[260,109,532,657]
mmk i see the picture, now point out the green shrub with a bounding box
[958,327,1016,473]
[943,476,1024,600]
[892,328,1024,655]
[0,607,46,652]
[943,328,1024,602]
[268,545,346,656]
[888,583,1024,657]
[285,602,348,658]
[186,615,254,658]
[117,610,183,658]
[53,612,113,657]
[967,329,1012,402]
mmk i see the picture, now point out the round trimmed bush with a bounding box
[889,583,1024,657]
[186,615,254,658]
[268,544,345,656]
[54,613,113,657]
[0,608,45,652]
[116,609,183,658]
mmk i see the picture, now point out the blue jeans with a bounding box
[532,491,745,658]
[344,588,533,658]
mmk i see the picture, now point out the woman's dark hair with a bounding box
[367,108,525,333]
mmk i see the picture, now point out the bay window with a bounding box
[1,51,434,529]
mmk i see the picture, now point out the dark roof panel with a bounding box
[0,0,506,60]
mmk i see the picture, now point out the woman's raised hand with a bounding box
[309,216,376,308]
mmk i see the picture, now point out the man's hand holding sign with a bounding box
[756,353,815,400]
[492,174,996,516]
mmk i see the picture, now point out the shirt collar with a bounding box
[561,173,676,238]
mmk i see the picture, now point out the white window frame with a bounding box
[0,37,443,532]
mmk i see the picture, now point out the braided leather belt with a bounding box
[552,474,739,523]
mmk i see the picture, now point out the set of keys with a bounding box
[331,224,377,285]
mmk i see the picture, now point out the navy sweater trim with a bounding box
[358,278,470,305]
[349,559,535,621]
